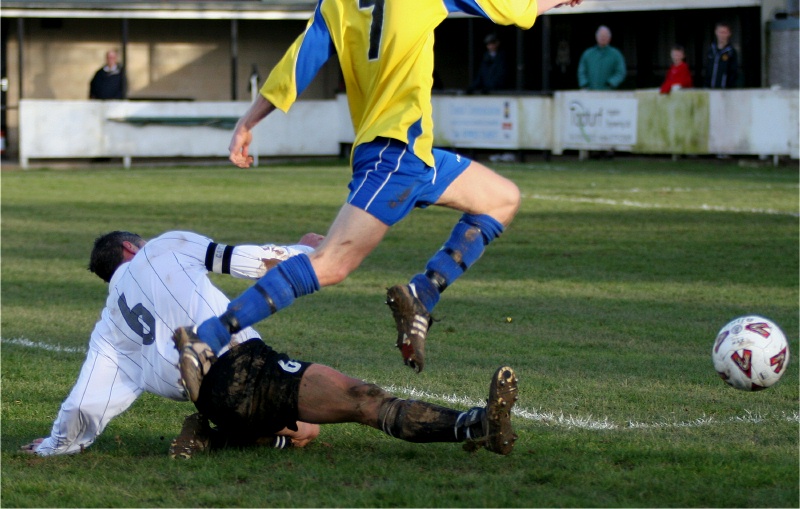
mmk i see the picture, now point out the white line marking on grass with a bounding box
[384,384,800,431]
[525,193,799,217]
[8,339,797,430]
[1,337,87,354]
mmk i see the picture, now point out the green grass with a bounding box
[2,157,798,507]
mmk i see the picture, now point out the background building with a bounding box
[1,0,797,159]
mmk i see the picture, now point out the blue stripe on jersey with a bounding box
[295,2,336,97]
[406,117,423,158]
[443,0,490,18]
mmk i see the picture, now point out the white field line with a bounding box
[384,384,800,430]
[2,337,88,354]
[524,193,799,217]
[6,338,797,430]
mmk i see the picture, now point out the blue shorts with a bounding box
[348,138,472,226]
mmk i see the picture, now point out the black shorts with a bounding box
[195,339,311,439]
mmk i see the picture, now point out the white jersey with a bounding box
[35,231,314,456]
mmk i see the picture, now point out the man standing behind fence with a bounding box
[703,22,738,89]
[577,25,626,90]
[89,49,126,100]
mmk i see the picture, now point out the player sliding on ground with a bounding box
[22,230,519,458]
[178,0,584,383]
[21,230,322,456]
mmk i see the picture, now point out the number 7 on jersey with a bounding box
[358,0,385,60]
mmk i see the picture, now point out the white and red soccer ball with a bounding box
[712,315,790,391]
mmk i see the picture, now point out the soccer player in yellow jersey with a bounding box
[177,0,583,390]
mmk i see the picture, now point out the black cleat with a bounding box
[386,284,432,373]
[172,326,216,403]
[464,366,519,455]
[169,413,212,459]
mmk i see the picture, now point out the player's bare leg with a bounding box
[295,363,519,455]
[434,160,520,224]
[307,203,389,287]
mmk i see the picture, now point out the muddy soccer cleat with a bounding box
[172,326,217,403]
[386,284,432,373]
[484,366,519,455]
[169,413,212,459]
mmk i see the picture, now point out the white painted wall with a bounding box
[19,89,799,167]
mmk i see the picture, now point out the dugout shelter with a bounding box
[0,0,796,162]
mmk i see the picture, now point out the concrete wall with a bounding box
[19,89,798,167]
[19,99,341,167]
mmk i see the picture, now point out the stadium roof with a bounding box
[0,0,762,20]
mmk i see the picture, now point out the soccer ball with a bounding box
[712,315,790,391]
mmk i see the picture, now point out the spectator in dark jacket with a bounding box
[703,22,738,88]
[468,33,508,94]
[90,50,127,100]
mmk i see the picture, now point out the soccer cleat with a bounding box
[484,366,519,455]
[386,284,432,373]
[169,413,212,459]
[172,326,217,403]
[464,366,519,455]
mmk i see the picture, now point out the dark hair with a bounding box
[715,21,732,31]
[671,44,685,53]
[88,231,143,283]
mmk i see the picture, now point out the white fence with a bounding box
[19,88,799,168]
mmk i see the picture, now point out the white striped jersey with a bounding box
[35,231,314,456]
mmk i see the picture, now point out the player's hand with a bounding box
[20,438,44,454]
[298,233,325,249]
[229,127,255,168]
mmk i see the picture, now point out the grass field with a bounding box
[1,157,798,507]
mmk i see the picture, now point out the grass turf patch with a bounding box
[2,158,798,507]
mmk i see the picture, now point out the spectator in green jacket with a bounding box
[577,26,626,90]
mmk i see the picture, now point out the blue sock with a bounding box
[410,213,504,313]
[196,254,319,353]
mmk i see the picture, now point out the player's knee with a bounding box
[348,382,392,422]
[309,252,358,287]
[497,181,521,225]
[479,177,520,226]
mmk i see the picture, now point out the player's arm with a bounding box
[447,0,582,28]
[607,50,627,89]
[229,95,277,168]
[538,0,583,14]
[205,233,325,280]
[22,347,142,456]
[230,3,334,169]
[275,422,320,448]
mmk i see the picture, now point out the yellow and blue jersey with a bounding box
[261,0,540,167]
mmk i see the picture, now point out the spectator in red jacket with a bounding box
[660,45,693,94]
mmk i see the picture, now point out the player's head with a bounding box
[595,26,612,47]
[670,45,685,64]
[106,50,119,67]
[714,22,732,45]
[484,33,500,50]
[89,231,145,283]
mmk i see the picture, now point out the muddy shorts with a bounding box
[195,339,312,439]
